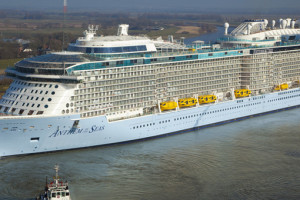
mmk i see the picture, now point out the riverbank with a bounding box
[0,58,22,75]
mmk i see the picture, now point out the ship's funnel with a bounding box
[291,20,296,29]
[247,24,252,35]
[286,18,292,28]
[117,24,129,36]
[282,19,287,29]
[168,35,174,43]
[279,18,283,29]
[224,22,229,35]
[180,37,185,45]
[264,19,268,28]
[272,20,276,29]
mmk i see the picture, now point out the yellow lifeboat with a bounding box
[198,95,217,104]
[234,89,251,98]
[160,101,178,111]
[178,97,198,108]
[274,83,288,91]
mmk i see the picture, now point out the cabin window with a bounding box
[28,110,34,115]
[37,111,44,115]
[3,107,8,112]
[289,36,296,40]
[51,193,56,198]
[30,137,39,142]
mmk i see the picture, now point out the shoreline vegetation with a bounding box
[0,59,20,99]
[0,11,222,97]
[1,11,298,99]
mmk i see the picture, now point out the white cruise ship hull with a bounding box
[1,88,300,157]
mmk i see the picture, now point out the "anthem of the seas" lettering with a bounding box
[49,125,105,138]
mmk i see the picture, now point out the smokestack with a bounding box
[64,0,67,13]
[224,22,229,35]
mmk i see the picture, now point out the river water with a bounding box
[1,108,300,200]
[185,26,234,44]
[1,28,300,200]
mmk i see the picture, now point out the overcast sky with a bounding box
[1,0,300,14]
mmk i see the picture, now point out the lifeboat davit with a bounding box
[198,95,217,104]
[178,98,198,108]
[160,101,178,111]
[234,89,251,98]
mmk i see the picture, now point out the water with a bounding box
[185,26,235,44]
[1,108,300,200]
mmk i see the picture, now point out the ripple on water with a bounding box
[0,108,300,200]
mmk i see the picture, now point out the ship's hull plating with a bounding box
[1,88,300,157]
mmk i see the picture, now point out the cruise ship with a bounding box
[1,19,300,157]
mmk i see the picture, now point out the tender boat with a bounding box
[160,101,178,111]
[198,95,217,104]
[234,89,251,98]
[274,83,289,91]
[178,97,198,108]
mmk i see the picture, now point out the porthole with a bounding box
[70,103,73,107]
[62,110,65,114]
[44,105,48,108]
[51,91,55,95]
[48,98,52,102]
[66,103,69,108]
[55,85,59,88]
[66,109,69,114]
[41,97,44,101]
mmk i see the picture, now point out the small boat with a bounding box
[274,83,288,91]
[198,95,217,104]
[178,97,198,108]
[234,89,251,98]
[160,101,177,111]
[37,165,71,200]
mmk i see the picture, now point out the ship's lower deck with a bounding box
[1,88,300,157]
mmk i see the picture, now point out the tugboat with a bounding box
[37,165,71,200]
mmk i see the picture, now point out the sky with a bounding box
[1,0,300,14]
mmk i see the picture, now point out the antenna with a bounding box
[54,164,59,186]
[62,0,67,51]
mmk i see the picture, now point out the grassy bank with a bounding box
[0,59,18,98]
[0,58,22,74]
[0,78,12,99]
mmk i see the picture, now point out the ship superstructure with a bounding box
[1,19,300,157]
